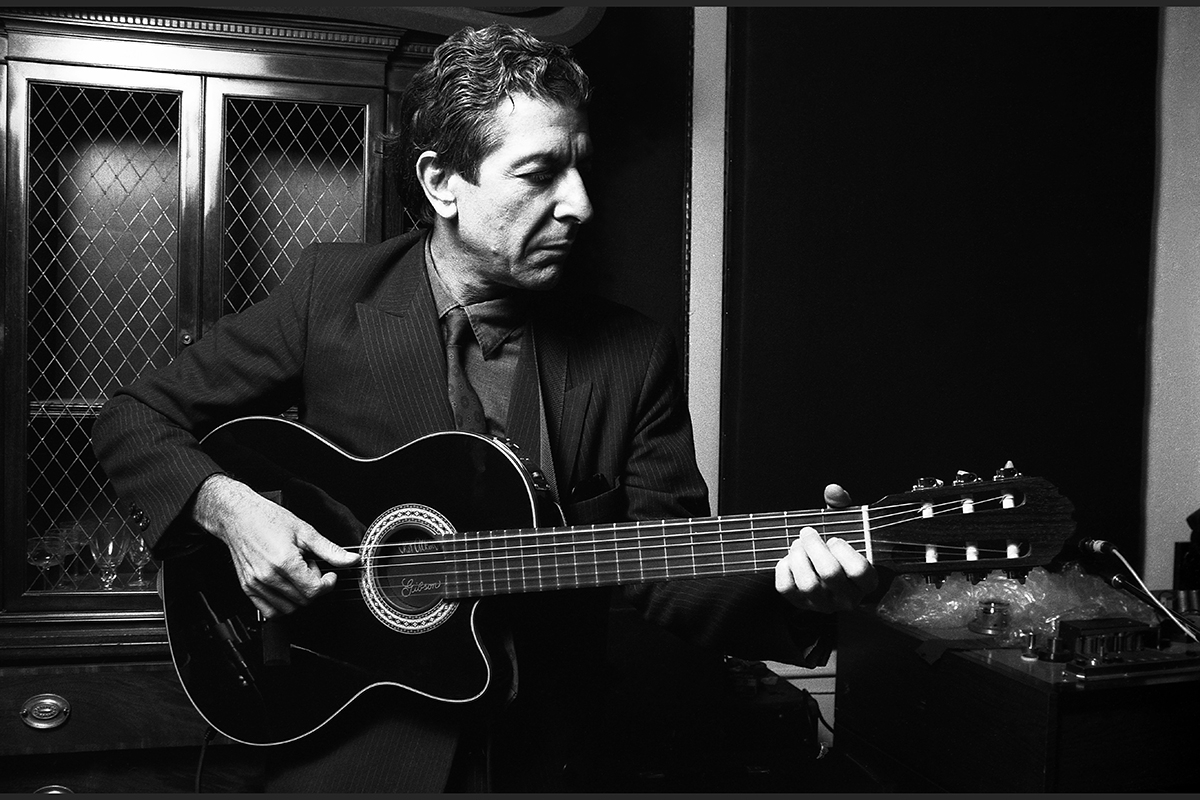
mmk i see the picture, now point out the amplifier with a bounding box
[834,607,1200,792]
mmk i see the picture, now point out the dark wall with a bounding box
[722,8,1160,564]
[565,6,692,346]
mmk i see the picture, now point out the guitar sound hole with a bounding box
[373,526,446,614]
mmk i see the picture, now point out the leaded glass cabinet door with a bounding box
[4,63,202,610]
[203,78,383,325]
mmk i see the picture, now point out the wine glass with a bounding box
[26,533,67,590]
[89,520,130,590]
[127,532,155,590]
[60,522,92,588]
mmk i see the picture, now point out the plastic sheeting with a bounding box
[875,562,1158,643]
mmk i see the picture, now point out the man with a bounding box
[93,24,875,792]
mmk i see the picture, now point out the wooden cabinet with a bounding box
[0,661,263,794]
[0,8,424,787]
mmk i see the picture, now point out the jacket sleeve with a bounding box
[91,246,317,554]
[617,324,837,668]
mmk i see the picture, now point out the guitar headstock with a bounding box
[865,467,1076,578]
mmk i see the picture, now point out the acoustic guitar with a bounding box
[161,415,1076,745]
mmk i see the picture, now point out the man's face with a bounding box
[444,93,593,299]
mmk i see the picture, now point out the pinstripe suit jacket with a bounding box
[92,229,831,789]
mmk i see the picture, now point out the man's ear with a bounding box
[415,150,457,220]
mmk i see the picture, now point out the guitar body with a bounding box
[161,417,1077,747]
[161,416,551,746]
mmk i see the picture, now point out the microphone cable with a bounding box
[1079,539,1199,644]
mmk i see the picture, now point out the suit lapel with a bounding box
[357,234,455,443]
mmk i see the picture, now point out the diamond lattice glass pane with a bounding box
[23,83,178,594]
[223,97,366,314]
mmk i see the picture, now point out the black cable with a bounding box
[812,698,834,738]
[195,725,218,793]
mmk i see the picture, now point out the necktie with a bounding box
[444,307,488,433]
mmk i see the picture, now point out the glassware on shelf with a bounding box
[126,532,155,590]
[89,518,130,590]
[26,533,67,590]
[60,522,92,588]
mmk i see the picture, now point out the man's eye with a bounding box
[523,170,555,185]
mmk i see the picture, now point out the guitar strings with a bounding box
[318,497,1027,596]
[341,496,1000,565]
[334,494,986,559]
[323,535,1023,599]
[349,536,1018,593]
[328,499,1003,578]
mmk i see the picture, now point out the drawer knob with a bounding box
[19,693,71,730]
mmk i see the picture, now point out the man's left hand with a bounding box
[775,528,877,613]
[774,482,877,613]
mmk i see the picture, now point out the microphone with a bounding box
[1103,571,1154,605]
[1079,539,1117,555]
[1105,572,1200,639]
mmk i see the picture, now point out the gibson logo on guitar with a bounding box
[399,577,443,599]
[161,416,1076,746]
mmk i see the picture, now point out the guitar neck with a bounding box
[442,506,869,598]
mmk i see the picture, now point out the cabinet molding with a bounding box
[1,9,408,86]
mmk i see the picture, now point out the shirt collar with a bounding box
[425,233,527,359]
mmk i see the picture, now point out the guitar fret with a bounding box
[568,524,578,589]
[815,508,862,539]
[539,525,551,592]
[469,532,481,596]
[689,519,698,576]
[750,513,760,569]
[575,524,596,589]
[719,518,727,575]
[643,519,669,582]
[727,514,751,574]
[492,530,506,595]
[487,528,497,596]
[517,526,527,593]
[471,532,481,596]
[691,517,724,576]
[504,532,513,594]
[635,519,644,582]
[541,526,551,592]
[551,526,572,591]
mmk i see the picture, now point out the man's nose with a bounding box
[556,168,593,225]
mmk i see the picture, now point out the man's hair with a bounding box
[386,24,591,226]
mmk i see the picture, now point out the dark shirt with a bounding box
[425,236,527,438]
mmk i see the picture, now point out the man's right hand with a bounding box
[193,474,361,618]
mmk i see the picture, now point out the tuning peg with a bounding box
[912,477,944,491]
[993,461,1021,480]
[952,471,980,486]
[1005,568,1029,584]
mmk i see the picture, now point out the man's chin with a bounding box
[520,261,567,291]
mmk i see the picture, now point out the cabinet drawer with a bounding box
[0,661,209,756]
[0,744,263,793]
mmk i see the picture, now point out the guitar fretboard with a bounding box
[441,508,869,597]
